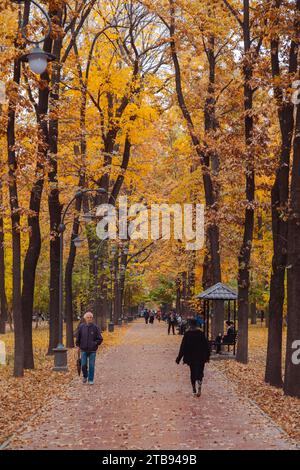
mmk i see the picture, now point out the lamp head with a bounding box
[73,236,84,248]
[97,188,107,195]
[20,45,56,75]
[81,212,94,223]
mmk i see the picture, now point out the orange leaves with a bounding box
[214,325,300,443]
[0,322,129,446]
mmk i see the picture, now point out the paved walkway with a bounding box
[7,320,295,450]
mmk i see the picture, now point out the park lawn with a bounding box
[214,324,300,443]
[0,323,128,446]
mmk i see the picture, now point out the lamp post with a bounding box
[53,187,106,372]
[12,0,56,74]
[92,189,117,331]
[108,244,129,326]
[93,238,107,330]
[108,264,114,332]
[108,244,117,332]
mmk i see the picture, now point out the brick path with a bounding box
[7,320,295,450]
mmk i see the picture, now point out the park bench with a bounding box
[209,332,238,355]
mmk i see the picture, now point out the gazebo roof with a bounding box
[196,282,237,300]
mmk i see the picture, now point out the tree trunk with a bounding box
[181,271,187,315]
[176,277,181,313]
[265,14,298,385]
[6,2,31,376]
[21,172,44,369]
[7,56,23,376]
[64,40,89,346]
[65,184,85,347]
[47,9,63,354]
[202,251,213,290]
[212,300,224,339]
[113,255,120,323]
[250,302,256,325]
[169,3,222,298]
[203,32,222,329]
[0,179,8,334]
[21,36,51,368]
[236,0,255,364]
[284,95,300,398]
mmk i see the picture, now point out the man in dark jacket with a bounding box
[76,312,103,385]
[167,311,177,335]
[176,318,210,397]
[144,309,150,324]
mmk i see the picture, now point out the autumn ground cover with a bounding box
[1,322,299,449]
[0,323,128,446]
[214,324,300,443]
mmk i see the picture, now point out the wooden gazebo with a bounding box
[196,282,238,355]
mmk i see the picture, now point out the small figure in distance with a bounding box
[149,310,155,324]
[144,309,150,325]
[167,310,177,335]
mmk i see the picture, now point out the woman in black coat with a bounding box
[176,318,210,396]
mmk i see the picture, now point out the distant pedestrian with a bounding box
[144,309,150,324]
[156,310,162,322]
[76,312,103,385]
[149,311,155,324]
[176,318,210,397]
[167,312,176,335]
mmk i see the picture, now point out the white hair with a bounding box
[84,312,93,319]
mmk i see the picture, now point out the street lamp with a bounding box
[107,244,118,332]
[81,212,94,223]
[93,238,108,330]
[73,236,84,249]
[53,187,108,372]
[12,0,56,74]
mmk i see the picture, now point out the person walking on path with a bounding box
[149,310,155,324]
[167,311,176,335]
[144,309,150,324]
[76,312,103,385]
[176,318,210,397]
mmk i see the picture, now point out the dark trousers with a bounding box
[168,323,175,335]
[145,317,149,324]
[189,362,205,391]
